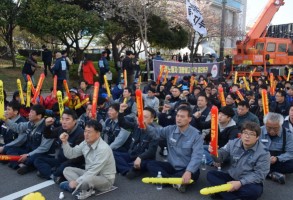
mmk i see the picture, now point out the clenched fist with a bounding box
[60,132,69,143]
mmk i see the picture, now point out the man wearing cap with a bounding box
[143,81,157,94]
[142,88,160,113]
[111,80,125,100]
[122,51,135,86]
[65,88,81,111]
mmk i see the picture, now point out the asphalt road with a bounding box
[0,156,292,200]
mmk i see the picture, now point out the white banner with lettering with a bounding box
[186,0,207,36]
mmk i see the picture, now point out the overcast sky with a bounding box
[246,0,292,26]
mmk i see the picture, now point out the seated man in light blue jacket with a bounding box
[260,112,293,184]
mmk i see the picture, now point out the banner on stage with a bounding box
[153,60,220,81]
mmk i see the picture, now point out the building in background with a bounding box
[209,0,247,56]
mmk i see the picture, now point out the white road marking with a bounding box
[0,180,55,200]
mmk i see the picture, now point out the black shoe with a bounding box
[268,172,285,184]
[172,184,187,193]
[54,176,65,184]
[125,169,143,179]
[17,166,33,175]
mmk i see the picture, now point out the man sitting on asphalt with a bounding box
[207,122,270,200]
[0,101,27,146]
[34,109,84,184]
[114,104,159,179]
[146,105,203,193]
[1,105,54,175]
[59,120,116,200]
[260,112,293,184]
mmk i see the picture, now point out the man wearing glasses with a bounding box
[207,121,270,200]
[260,112,293,184]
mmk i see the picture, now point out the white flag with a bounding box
[186,0,207,36]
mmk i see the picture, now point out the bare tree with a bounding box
[99,0,166,79]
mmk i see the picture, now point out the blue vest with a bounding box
[25,120,47,151]
[1,116,27,144]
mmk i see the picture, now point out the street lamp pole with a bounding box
[219,0,227,75]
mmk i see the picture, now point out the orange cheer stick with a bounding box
[53,75,57,98]
[262,89,269,116]
[269,73,275,96]
[218,87,226,107]
[249,68,257,82]
[31,73,45,104]
[124,70,127,87]
[156,65,165,84]
[163,69,169,85]
[135,89,145,129]
[173,75,178,86]
[91,82,99,119]
[203,80,208,87]
[210,106,219,157]
[190,75,195,93]
[236,90,245,101]
[26,75,36,95]
[63,80,72,99]
[0,155,21,161]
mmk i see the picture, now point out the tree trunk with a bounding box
[189,32,196,63]
[112,44,119,67]
[74,48,83,63]
[8,24,16,68]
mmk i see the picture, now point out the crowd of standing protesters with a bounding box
[1,46,293,199]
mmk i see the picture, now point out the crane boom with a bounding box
[244,0,285,48]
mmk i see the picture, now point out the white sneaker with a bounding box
[76,188,95,199]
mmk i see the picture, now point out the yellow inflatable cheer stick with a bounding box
[200,183,232,195]
[0,80,4,120]
[104,75,112,98]
[22,192,45,200]
[57,91,64,118]
[75,98,89,110]
[26,81,32,108]
[142,177,193,185]
[17,79,25,105]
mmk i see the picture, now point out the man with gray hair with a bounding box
[260,112,293,184]
[51,52,68,92]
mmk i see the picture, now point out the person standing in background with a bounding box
[22,51,40,91]
[61,50,72,83]
[122,51,135,86]
[42,45,53,77]
[78,55,99,86]
[51,52,68,93]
